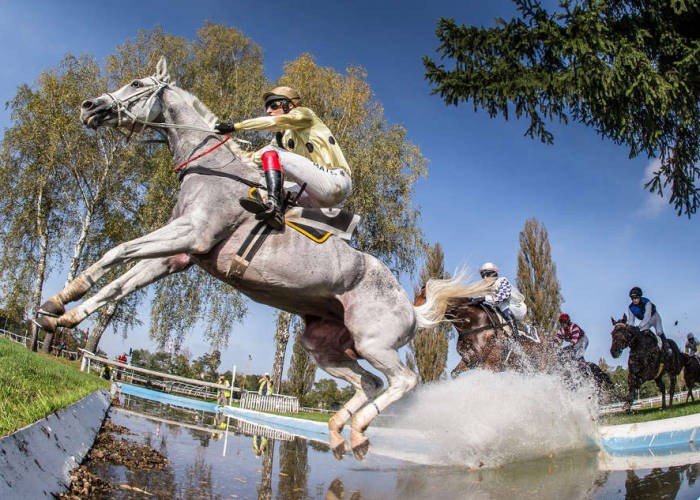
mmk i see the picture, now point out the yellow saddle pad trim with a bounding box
[285,220,332,243]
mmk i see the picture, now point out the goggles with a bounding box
[480,270,497,278]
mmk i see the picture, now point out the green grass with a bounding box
[0,337,110,436]
[601,398,700,425]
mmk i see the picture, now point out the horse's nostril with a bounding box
[81,100,93,110]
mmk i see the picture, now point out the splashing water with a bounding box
[369,369,601,468]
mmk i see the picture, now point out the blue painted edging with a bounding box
[117,382,219,413]
[220,405,331,444]
[599,413,700,451]
[0,389,111,498]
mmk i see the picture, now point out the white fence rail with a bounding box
[600,387,700,415]
[240,390,299,414]
[0,328,79,360]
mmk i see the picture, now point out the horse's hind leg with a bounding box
[349,346,417,460]
[39,215,209,315]
[36,255,192,332]
[320,360,383,460]
[299,317,383,460]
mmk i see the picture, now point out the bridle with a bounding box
[102,76,260,185]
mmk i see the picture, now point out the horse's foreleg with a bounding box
[669,373,677,407]
[39,216,207,315]
[350,348,418,461]
[655,377,667,409]
[320,360,383,460]
[38,255,192,332]
[451,360,468,379]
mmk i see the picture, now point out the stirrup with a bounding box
[256,207,284,230]
[239,197,268,214]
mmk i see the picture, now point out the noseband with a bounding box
[106,77,168,132]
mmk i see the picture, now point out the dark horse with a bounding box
[610,315,682,410]
[680,353,700,402]
[556,345,614,394]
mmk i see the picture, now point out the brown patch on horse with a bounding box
[301,315,361,362]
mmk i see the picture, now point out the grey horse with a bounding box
[36,57,491,459]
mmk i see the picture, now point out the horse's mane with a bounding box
[171,86,258,170]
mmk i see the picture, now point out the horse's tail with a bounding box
[413,268,493,329]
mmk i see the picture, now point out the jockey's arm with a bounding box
[486,278,512,303]
[627,306,639,326]
[638,303,654,330]
[235,108,314,132]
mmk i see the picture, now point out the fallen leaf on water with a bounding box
[233,478,247,483]
[279,472,288,477]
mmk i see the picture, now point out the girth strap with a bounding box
[227,221,273,278]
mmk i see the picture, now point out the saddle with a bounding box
[246,187,360,241]
[228,188,360,278]
[477,302,539,342]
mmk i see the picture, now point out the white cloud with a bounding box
[638,159,670,217]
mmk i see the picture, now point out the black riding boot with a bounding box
[239,168,284,230]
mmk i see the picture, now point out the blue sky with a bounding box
[1,0,698,377]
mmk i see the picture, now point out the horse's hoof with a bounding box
[331,438,350,460]
[351,435,370,461]
[33,316,57,333]
[38,298,64,318]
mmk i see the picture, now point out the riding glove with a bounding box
[214,121,236,134]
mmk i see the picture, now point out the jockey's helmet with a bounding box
[559,313,570,323]
[689,333,695,340]
[629,286,642,299]
[263,86,301,111]
[479,262,499,278]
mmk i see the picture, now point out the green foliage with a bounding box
[407,242,453,383]
[304,378,354,410]
[286,320,317,403]
[424,1,700,216]
[0,337,109,436]
[516,218,562,334]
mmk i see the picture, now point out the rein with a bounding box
[105,76,257,183]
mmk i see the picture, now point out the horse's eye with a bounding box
[131,80,143,88]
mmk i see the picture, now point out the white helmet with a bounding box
[479,262,499,278]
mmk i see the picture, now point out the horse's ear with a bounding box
[611,317,616,326]
[622,313,627,323]
[155,56,170,82]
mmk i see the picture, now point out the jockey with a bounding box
[479,262,527,334]
[686,333,699,359]
[215,86,352,230]
[627,286,666,338]
[553,313,588,361]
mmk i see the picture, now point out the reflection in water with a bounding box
[625,466,684,500]
[257,437,276,500]
[278,437,309,499]
[86,394,700,499]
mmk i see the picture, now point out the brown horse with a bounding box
[414,289,547,377]
[680,352,700,402]
[610,315,683,410]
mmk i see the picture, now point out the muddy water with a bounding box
[81,394,700,499]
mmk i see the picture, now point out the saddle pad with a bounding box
[285,220,332,243]
[285,207,360,241]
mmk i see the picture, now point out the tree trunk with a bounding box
[84,301,118,353]
[271,311,292,392]
[30,187,49,352]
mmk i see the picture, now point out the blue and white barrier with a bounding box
[599,413,700,451]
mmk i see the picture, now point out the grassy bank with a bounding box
[601,399,700,426]
[0,337,110,436]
